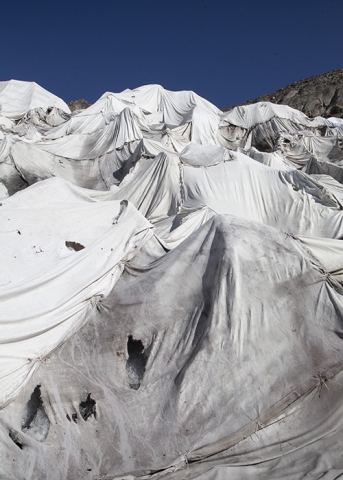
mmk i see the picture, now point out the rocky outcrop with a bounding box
[68,98,91,112]
[224,69,343,118]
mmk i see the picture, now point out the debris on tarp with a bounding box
[1,81,343,480]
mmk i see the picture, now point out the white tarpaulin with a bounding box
[0,178,153,407]
[0,80,70,119]
[1,81,343,480]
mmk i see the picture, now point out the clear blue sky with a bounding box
[1,0,342,108]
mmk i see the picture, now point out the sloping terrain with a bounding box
[223,69,343,118]
[1,80,343,480]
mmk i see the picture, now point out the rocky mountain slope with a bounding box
[224,69,343,118]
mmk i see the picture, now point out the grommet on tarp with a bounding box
[90,294,103,307]
[318,270,343,295]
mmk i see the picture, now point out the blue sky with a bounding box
[1,0,342,108]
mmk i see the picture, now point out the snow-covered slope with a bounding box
[1,82,343,480]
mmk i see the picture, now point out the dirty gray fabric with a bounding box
[1,82,343,480]
[1,215,343,479]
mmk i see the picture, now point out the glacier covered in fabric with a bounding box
[1,82,343,480]
[0,80,70,120]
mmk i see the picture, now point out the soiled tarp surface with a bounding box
[0,178,153,408]
[1,82,343,480]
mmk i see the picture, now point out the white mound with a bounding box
[1,82,343,480]
[0,79,70,119]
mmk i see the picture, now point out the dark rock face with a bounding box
[224,69,343,118]
[68,98,91,112]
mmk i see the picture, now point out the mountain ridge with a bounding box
[223,69,343,118]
